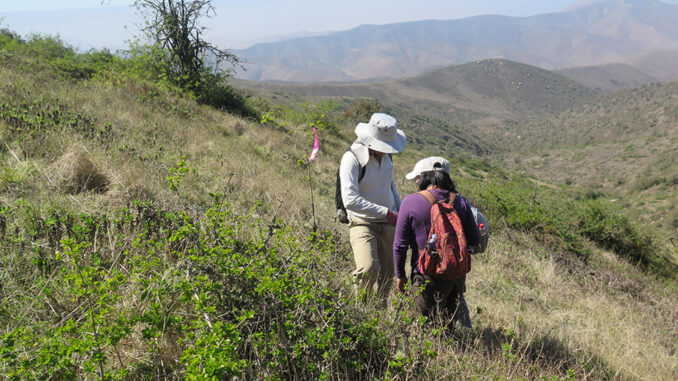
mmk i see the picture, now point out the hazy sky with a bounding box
[2,0,678,50]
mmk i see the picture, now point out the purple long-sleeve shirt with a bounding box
[393,189,481,279]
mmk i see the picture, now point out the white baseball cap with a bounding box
[405,156,450,180]
[355,113,406,154]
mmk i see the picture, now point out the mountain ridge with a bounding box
[233,58,596,157]
[556,63,660,91]
[235,0,678,83]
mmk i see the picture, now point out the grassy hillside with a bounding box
[1,33,677,380]
[556,63,659,92]
[234,58,596,161]
[496,81,678,234]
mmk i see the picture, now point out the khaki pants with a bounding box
[349,217,395,301]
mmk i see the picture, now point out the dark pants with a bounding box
[412,274,470,329]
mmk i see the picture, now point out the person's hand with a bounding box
[396,277,408,294]
[386,210,398,226]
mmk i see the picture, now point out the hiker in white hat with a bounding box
[338,113,406,302]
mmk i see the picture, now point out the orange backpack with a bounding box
[417,191,471,280]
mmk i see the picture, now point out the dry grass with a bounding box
[468,230,678,380]
[50,148,109,194]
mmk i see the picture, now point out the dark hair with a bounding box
[418,170,457,192]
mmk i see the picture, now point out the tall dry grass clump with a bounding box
[50,148,109,194]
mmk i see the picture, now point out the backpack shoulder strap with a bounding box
[335,167,344,210]
[448,193,457,205]
[346,148,367,183]
[417,190,437,206]
[419,190,457,206]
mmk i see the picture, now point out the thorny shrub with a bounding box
[0,196,395,379]
[463,177,675,278]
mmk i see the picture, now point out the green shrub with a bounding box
[0,28,24,43]
[0,196,397,379]
[195,75,256,117]
[343,98,380,122]
[576,200,669,275]
[465,176,675,277]
[0,98,114,149]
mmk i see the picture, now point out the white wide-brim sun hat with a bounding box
[355,113,406,154]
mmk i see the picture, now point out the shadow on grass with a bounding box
[454,325,617,379]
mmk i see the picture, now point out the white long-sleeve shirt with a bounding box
[339,141,401,222]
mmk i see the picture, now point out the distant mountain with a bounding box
[235,0,678,83]
[556,63,659,92]
[234,58,595,156]
[627,49,678,81]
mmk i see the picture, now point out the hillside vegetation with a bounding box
[235,59,595,161]
[556,63,659,92]
[1,32,677,380]
[498,81,678,234]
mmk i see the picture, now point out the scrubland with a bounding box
[0,33,676,380]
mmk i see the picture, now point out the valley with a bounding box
[234,58,678,235]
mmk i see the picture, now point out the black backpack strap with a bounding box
[358,165,366,182]
[336,149,366,211]
[347,148,366,182]
[335,167,344,210]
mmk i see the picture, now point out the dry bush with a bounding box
[51,149,109,194]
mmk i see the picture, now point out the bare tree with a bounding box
[134,0,242,90]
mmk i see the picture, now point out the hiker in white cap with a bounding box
[339,113,406,302]
[394,156,481,330]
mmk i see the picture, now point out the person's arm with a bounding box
[388,152,402,212]
[339,152,389,218]
[390,180,401,212]
[393,196,413,292]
